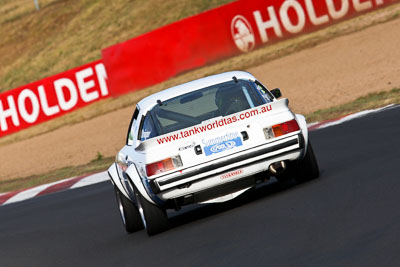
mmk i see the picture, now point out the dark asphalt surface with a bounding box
[1,106,400,267]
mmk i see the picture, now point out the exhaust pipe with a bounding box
[269,161,286,175]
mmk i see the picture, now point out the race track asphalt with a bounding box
[1,106,399,267]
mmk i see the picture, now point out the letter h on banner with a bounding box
[0,96,20,131]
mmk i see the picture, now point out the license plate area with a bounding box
[202,132,243,156]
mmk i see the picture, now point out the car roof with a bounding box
[137,71,256,113]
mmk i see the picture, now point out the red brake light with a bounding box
[272,119,300,137]
[145,156,182,177]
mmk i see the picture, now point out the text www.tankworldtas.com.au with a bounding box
[157,105,272,144]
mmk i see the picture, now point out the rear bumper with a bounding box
[149,133,304,201]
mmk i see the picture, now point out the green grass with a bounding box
[0,0,234,93]
[0,156,114,193]
[2,88,399,193]
[306,88,400,123]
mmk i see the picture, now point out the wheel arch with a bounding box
[108,163,130,200]
[125,164,157,205]
[295,114,309,154]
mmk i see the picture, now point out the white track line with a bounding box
[306,122,319,128]
[311,104,395,130]
[3,177,78,205]
[70,171,109,189]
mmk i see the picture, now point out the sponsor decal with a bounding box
[157,104,273,144]
[202,132,243,156]
[0,61,108,137]
[231,15,255,52]
[178,143,195,151]
[233,0,388,52]
[142,131,151,139]
[221,169,244,179]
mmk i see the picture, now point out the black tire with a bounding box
[276,141,319,183]
[296,141,319,183]
[135,189,169,236]
[114,186,144,233]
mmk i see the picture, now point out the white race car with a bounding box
[108,71,319,235]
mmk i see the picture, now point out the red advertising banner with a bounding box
[0,0,396,138]
[0,60,109,137]
[102,0,396,96]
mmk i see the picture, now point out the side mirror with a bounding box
[271,88,282,98]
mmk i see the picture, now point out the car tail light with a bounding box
[146,156,182,177]
[264,119,300,139]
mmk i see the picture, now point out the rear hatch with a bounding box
[138,99,295,178]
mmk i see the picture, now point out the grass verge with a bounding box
[306,88,400,122]
[1,88,399,193]
[0,156,113,193]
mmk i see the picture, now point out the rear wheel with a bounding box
[275,141,319,183]
[114,186,143,233]
[295,141,319,182]
[135,188,169,236]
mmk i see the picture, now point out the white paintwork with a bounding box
[126,164,155,204]
[158,134,300,193]
[107,163,129,199]
[296,113,309,154]
[159,148,302,200]
[111,71,308,206]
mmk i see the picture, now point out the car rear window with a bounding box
[141,79,268,139]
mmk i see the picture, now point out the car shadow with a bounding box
[167,175,321,231]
